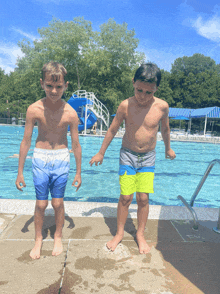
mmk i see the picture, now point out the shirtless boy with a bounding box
[90,63,176,254]
[15,62,82,259]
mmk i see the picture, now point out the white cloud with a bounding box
[0,43,25,74]
[192,16,220,42]
[12,27,39,41]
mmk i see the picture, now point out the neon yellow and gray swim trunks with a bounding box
[119,147,156,195]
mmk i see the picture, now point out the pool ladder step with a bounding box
[177,159,220,233]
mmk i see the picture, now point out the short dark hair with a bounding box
[41,61,67,82]
[134,63,161,87]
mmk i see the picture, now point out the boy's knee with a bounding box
[136,193,149,206]
[119,194,133,206]
[52,198,64,210]
[36,200,48,211]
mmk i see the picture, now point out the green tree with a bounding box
[170,54,220,108]
[15,17,145,114]
[155,70,174,106]
[171,53,217,76]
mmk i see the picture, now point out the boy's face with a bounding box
[40,73,68,104]
[133,80,157,106]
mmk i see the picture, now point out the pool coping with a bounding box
[0,199,219,221]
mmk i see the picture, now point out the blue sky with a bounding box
[1,0,220,73]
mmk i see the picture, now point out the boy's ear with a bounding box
[65,81,69,90]
[40,78,44,89]
[132,78,135,84]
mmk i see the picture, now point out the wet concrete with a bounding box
[0,210,220,294]
[0,240,68,294]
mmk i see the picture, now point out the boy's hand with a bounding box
[15,175,26,191]
[165,148,176,160]
[72,174,82,192]
[89,153,104,166]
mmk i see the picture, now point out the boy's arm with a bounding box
[161,105,176,160]
[69,110,82,191]
[15,106,36,191]
[89,101,126,166]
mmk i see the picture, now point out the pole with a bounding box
[204,115,207,136]
[100,105,103,136]
[189,110,192,134]
[84,103,87,135]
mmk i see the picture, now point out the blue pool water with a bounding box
[0,125,220,208]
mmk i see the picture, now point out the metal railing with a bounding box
[178,159,220,233]
[72,90,110,135]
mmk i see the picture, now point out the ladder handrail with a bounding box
[72,90,109,128]
[178,159,220,232]
[190,159,220,207]
[88,92,109,127]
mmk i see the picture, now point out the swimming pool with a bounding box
[1,125,220,208]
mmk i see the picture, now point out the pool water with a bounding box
[1,125,220,208]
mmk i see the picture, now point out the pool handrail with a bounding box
[177,159,220,233]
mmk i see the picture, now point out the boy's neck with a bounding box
[43,97,64,110]
[134,95,155,108]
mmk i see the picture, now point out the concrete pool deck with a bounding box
[0,200,220,294]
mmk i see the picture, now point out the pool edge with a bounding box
[0,199,218,221]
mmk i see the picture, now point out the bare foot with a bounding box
[106,233,123,252]
[52,236,63,256]
[30,239,42,259]
[136,232,151,254]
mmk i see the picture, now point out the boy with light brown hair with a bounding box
[90,63,176,254]
[16,61,82,259]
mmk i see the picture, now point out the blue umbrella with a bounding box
[172,116,190,120]
[171,116,190,129]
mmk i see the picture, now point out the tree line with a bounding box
[1,17,220,132]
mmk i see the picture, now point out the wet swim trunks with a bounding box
[119,147,156,195]
[32,148,70,200]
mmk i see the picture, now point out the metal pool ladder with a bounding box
[177,159,220,233]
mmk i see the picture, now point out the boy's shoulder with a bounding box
[27,99,44,113]
[64,101,78,116]
[154,96,169,109]
[117,98,129,110]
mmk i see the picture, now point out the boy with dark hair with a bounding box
[16,61,82,259]
[90,63,175,254]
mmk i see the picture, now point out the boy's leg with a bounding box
[136,192,151,254]
[51,197,65,256]
[30,200,48,259]
[106,193,133,251]
[49,148,70,256]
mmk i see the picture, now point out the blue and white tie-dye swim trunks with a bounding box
[32,148,70,200]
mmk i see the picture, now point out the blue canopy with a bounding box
[190,107,220,118]
[169,106,220,135]
[169,108,193,118]
[169,107,220,118]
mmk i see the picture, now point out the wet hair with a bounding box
[41,61,67,82]
[134,63,161,87]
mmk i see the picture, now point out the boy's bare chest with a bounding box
[127,107,161,128]
[37,109,69,129]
